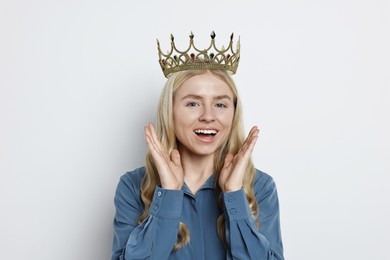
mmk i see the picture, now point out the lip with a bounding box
[193,128,219,143]
[193,128,218,134]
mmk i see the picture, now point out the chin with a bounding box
[190,146,221,157]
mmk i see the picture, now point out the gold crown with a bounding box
[157,31,240,78]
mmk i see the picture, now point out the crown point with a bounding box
[157,32,240,78]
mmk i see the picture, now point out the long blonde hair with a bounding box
[138,70,259,250]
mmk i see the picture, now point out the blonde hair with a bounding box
[138,70,259,250]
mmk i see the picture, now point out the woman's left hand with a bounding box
[219,126,259,192]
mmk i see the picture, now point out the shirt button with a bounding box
[153,205,159,211]
[230,208,237,214]
[157,191,162,197]
[228,196,234,202]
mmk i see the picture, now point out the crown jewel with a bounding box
[157,31,240,78]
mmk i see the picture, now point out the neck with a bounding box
[179,150,215,194]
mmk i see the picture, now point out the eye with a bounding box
[215,103,227,108]
[186,101,200,107]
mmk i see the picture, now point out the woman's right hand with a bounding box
[144,123,184,190]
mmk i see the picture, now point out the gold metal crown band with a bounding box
[157,31,240,78]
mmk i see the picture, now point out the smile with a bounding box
[194,129,218,137]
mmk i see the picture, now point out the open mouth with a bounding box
[194,129,218,138]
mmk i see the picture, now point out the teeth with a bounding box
[194,129,218,135]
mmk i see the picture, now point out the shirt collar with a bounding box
[182,175,216,196]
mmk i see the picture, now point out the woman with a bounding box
[111,33,284,259]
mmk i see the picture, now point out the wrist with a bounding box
[161,182,182,190]
[222,184,242,193]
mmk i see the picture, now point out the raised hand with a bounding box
[144,123,184,190]
[219,126,259,192]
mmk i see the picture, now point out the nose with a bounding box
[199,105,215,122]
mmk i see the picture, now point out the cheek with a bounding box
[174,109,199,125]
[173,111,188,127]
[221,110,235,127]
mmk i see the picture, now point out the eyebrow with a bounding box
[181,94,232,101]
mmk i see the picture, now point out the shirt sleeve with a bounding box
[222,176,284,260]
[111,176,184,260]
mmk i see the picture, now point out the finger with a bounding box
[144,123,155,143]
[241,127,259,157]
[145,124,159,154]
[145,124,170,167]
[246,126,259,144]
[146,123,165,155]
[170,149,183,183]
[144,125,155,149]
[247,126,259,146]
[171,149,182,167]
[223,154,234,168]
[220,154,234,183]
[233,127,259,170]
[236,126,258,158]
[146,123,158,147]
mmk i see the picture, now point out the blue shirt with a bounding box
[111,167,284,259]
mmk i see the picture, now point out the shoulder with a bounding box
[254,168,275,189]
[114,167,146,214]
[119,166,146,188]
[253,169,278,201]
[115,167,146,199]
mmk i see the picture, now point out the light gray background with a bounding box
[1,0,389,259]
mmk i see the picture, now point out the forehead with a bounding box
[174,72,234,99]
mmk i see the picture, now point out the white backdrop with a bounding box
[1,0,389,259]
